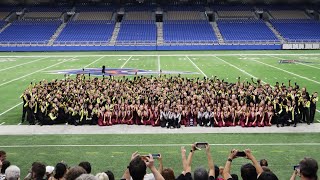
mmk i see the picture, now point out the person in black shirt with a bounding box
[223,149,263,180]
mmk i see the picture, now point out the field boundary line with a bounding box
[269,55,320,70]
[1,53,320,58]
[0,57,49,72]
[1,143,320,148]
[0,57,75,87]
[249,58,320,85]
[84,56,106,68]
[186,56,207,78]
[0,102,23,117]
[120,56,132,68]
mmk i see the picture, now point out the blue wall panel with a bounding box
[0,45,281,52]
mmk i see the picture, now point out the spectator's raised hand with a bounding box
[228,149,238,160]
[205,144,210,153]
[131,151,139,161]
[144,154,155,169]
[244,149,254,160]
[191,143,197,151]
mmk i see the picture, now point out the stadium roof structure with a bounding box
[1,0,320,6]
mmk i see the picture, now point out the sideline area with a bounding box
[0,123,319,135]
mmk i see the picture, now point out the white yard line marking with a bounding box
[250,59,320,85]
[213,55,266,83]
[1,53,320,58]
[0,58,74,87]
[1,143,320,148]
[17,123,21,125]
[157,55,161,76]
[186,56,207,78]
[120,56,132,68]
[84,56,106,68]
[0,122,5,125]
[269,55,320,70]
[0,57,48,72]
[0,102,23,117]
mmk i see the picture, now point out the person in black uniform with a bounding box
[310,92,318,123]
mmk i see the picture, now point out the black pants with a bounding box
[275,114,285,126]
[160,118,167,128]
[310,106,316,123]
[197,117,205,126]
[26,108,35,125]
[174,118,181,128]
[91,115,98,125]
[303,107,310,124]
[294,112,301,126]
[167,118,174,128]
[21,106,27,122]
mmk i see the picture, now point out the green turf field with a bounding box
[1,133,320,179]
[0,50,320,179]
[0,50,319,125]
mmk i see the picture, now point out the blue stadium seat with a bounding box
[0,20,61,43]
[55,20,115,43]
[0,21,5,28]
[217,19,279,42]
[270,19,320,42]
[116,20,156,44]
[163,20,217,43]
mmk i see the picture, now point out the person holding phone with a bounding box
[223,149,263,180]
[290,157,318,180]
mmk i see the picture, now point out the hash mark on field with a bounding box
[84,56,106,68]
[186,56,207,78]
[121,56,132,68]
[250,59,320,85]
[112,152,124,154]
[0,102,23,117]
[86,152,99,154]
[0,57,48,72]
[270,150,284,153]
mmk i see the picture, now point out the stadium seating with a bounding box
[125,11,154,20]
[55,20,115,43]
[75,12,114,21]
[163,20,217,44]
[23,6,68,19]
[217,19,279,43]
[268,10,309,19]
[0,12,10,20]
[0,20,61,44]
[166,11,206,20]
[116,20,156,44]
[0,20,5,29]
[270,19,320,42]
[217,11,255,19]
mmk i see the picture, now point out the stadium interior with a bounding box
[0,0,320,51]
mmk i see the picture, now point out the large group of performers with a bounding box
[21,74,318,128]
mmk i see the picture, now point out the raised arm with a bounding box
[245,149,263,177]
[121,151,139,180]
[158,154,163,173]
[223,149,238,180]
[206,144,215,178]
[145,154,165,180]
